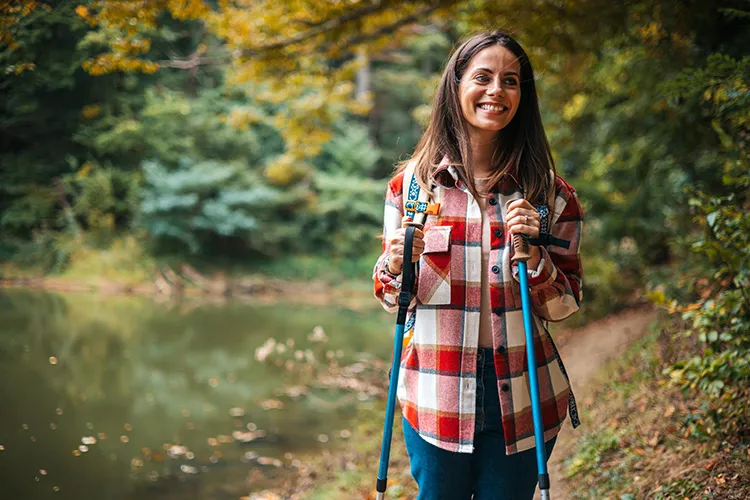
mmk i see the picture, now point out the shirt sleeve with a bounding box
[512,178,584,322]
[373,172,417,312]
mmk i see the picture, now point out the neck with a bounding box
[469,129,499,178]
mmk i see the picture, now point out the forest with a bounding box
[1,0,748,498]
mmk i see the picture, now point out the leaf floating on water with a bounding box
[39,469,47,475]
[229,407,245,417]
[308,326,328,343]
[256,456,283,467]
[53,486,60,492]
[72,450,81,457]
[339,429,352,439]
[209,377,220,388]
[246,422,257,431]
[260,399,284,410]
[81,436,97,445]
[232,430,267,443]
[123,423,132,431]
[79,445,89,453]
[120,435,129,443]
[98,432,107,440]
[255,339,277,362]
[55,408,63,415]
[316,434,329,443]
[49,423,57,430]
[0,445,4,451]
[168,445,189,458]
[49,356,57,365]
[180,464,199,474]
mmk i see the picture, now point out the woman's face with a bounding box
[458,45,522,139]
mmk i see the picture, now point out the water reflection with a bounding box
[0,289,392,499]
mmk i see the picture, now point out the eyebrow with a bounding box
[474,67,520,77]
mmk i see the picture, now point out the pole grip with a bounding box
[511,233,531,263]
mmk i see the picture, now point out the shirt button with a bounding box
[491,265,500,274]
[494,228,503,238]
[496,345,506,354]
[488,197,498,206]
[501,384,510,392]
[493,307,502,315]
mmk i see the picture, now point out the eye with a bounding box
[474,74,490,83]
[503,77,519,86]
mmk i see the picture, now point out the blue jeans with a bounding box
[402,347,557,500]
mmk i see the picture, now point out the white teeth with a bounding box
[479,104,506,112]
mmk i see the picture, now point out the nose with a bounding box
[486,78,504,96]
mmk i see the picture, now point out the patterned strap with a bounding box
[542,321,581,428]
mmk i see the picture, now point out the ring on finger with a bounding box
[524,215,529,224]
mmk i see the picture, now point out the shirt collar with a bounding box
[430,154,520,191]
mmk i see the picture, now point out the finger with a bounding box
[508,224,540,238]
[506,199,533,212]
[506,207,539,221]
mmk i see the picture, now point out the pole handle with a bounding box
[511,233,531,263]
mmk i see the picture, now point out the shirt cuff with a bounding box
[378,265,403,293]
[511,247,558,290]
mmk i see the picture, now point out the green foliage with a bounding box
[653,44,750,434]
[565,429,621,478]
[140,159,280,255]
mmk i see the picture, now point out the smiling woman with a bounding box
[372,31,585,500]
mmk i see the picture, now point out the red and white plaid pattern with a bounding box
[373,157,584,455]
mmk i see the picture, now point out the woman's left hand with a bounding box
[505,199,542,268]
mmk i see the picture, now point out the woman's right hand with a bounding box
[387,216,425,275]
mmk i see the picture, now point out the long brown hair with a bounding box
[397,31,556,205]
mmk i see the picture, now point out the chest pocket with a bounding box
[416,225,452,305]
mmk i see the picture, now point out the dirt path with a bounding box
[546,305,659,497]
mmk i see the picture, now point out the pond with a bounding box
[0,289,395,499]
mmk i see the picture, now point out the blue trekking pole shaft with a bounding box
[376,225,417,500]
[513,233,551,500]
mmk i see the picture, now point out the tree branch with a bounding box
[241,0,449,56]
[322,2,447,57]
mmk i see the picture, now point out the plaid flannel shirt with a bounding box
[373,158,584,455]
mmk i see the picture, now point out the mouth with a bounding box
[476,102,508,115]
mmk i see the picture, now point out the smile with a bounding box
[477,103,507,113]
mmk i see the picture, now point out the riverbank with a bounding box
[0,258,378,309]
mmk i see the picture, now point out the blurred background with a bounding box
[0,1,748,499]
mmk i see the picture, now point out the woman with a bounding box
[373,31,584,499]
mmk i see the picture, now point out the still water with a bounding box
[0,289,394,499]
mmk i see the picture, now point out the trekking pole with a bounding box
[376,224,417,500]
[512,233,551,500]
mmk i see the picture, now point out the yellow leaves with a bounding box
[167,0,211,21]
[77,163,94,179]
[264,153,305,186]
[75,5,89,18]
[5,62,36,75]
[82,105,102,120]
[82,54,159,75]
[639,22,666,44]
[562,93,588,121]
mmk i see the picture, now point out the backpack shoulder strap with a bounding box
[403,162,439,226]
